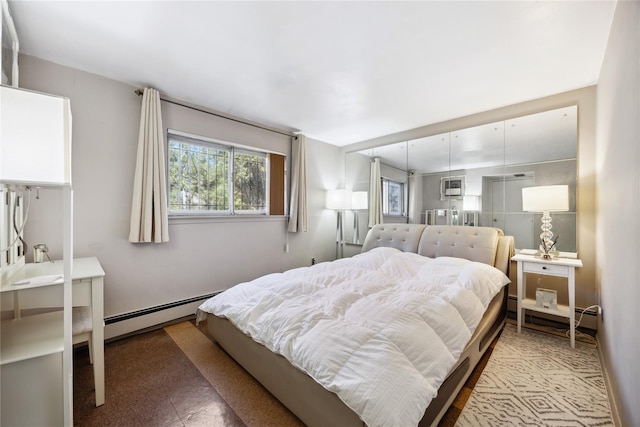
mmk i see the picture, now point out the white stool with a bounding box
[72,306,94,364]
[72,306,105,406]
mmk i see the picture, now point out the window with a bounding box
[168,131,285,215]
[382,178,405,216]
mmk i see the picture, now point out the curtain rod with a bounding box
[134,89,296,138]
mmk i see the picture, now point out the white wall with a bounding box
[595,2,640,425]
[18,55,341,337]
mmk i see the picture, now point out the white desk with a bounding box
[1,257,105,406]
[511,253,583,348]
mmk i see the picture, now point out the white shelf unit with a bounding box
[1,310,64,364]
[512,253,583,348]
[0,85,73,426]
[2,257,107,407]
[520,298,571,317]
[0,184,26,283]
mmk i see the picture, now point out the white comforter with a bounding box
[198,247,510,427]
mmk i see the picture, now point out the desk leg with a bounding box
[13,292,20,319]
[91,276,105,406]
[568,269,575,349]
[517,261,523,333]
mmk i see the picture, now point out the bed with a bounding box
[197,224,514,427]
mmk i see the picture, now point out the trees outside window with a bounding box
[168,132,281,215]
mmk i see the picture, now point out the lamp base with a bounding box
[538,210,559,258]
[535,249,559,260]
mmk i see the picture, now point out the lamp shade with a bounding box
[463,195,480,211]
[1,86,72,185]
[351,191,368,210]
[522,185,569,212]
[326,189,352,210]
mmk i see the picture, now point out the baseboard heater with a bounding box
[104,291,222,325]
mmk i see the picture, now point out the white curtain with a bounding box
[368,158,383,227]
[288,134,308,232]
[128,88,170,243]
[408,171,423,224]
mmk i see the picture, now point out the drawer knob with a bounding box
[542,266,547,270]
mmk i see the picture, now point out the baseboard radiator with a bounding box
[103,292,223,340]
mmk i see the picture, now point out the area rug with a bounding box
[456,323,613,426]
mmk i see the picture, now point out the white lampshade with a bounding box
[1,86,72,185]
[522,185,569,212]
[351,191,368,210]
[326,189,352,210]
[463,195,480,211]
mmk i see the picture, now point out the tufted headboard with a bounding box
[361,224,514,275]
[360,224,427,253]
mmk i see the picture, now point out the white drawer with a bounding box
[523,262,569,276]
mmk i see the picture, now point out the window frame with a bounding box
[167,129,285,218]
[232,147,269,215]
[381,177,407,217]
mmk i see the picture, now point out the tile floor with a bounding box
[74,319,492,426]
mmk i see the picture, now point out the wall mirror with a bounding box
[345,106,578,252]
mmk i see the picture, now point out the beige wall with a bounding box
[595,1,640,425]
[343,87,598,309]
[18,54,343,338]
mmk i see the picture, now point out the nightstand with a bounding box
[511,253,583,348]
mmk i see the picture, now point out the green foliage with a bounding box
[234,153,266,211]
[168,138,266,213]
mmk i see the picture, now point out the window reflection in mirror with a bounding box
[345,106,577,252]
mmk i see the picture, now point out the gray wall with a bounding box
[595,1,640,425]
[18,55,341,337]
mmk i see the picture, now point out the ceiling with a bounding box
[8,1,616,147]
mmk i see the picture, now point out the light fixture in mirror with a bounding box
[351,191,368,244]
[463,195,480,211]
[326,189,352,210]
[351,191,368,210]
[326,189,352,258]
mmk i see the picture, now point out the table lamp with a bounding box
[522,185,569,259]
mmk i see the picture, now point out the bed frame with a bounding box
[206,224,514,426]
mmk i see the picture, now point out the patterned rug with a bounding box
[456,323,613,426]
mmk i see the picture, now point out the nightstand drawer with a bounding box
[523,262,569,276]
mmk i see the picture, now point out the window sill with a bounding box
[169,214,288,225]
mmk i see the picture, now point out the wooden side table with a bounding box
[511,253,583,348]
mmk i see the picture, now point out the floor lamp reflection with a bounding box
[326,189,352,259]
[351,191,368,244]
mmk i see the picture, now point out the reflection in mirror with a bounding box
[502,106,577,252]
[407,134,449,224]
[411,121,506,228]
[345,141,409,244]
[345,106,577,252]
